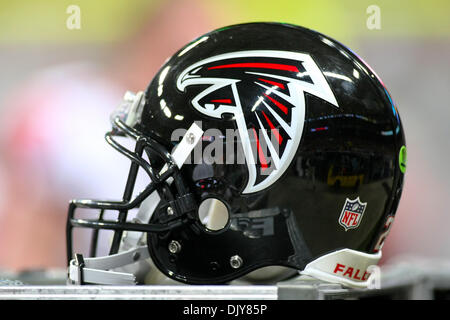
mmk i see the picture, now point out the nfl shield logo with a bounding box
[339,197,367,231]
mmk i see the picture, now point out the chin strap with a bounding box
[68,245,149,285]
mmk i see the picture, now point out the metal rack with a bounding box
[1,258,449,299]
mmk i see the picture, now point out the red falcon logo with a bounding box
[177,50,338,194]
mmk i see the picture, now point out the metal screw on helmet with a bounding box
[168,240,181,254]
[167,206,174,216]
[230,255,243,269]
[186,132,196,144]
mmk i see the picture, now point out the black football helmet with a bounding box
[66,22,406,287]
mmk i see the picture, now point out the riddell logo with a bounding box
[333,263,370,281]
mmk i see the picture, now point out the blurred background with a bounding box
[0,0,448,273]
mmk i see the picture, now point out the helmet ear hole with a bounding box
[198,198,230,231]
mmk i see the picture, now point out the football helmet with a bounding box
[66,22,406,287]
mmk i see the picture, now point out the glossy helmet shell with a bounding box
[136,22,405,284]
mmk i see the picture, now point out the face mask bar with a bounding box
[66,116,196,265]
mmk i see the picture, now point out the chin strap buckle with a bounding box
[75,254,86,285]
[159,193,197,223]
